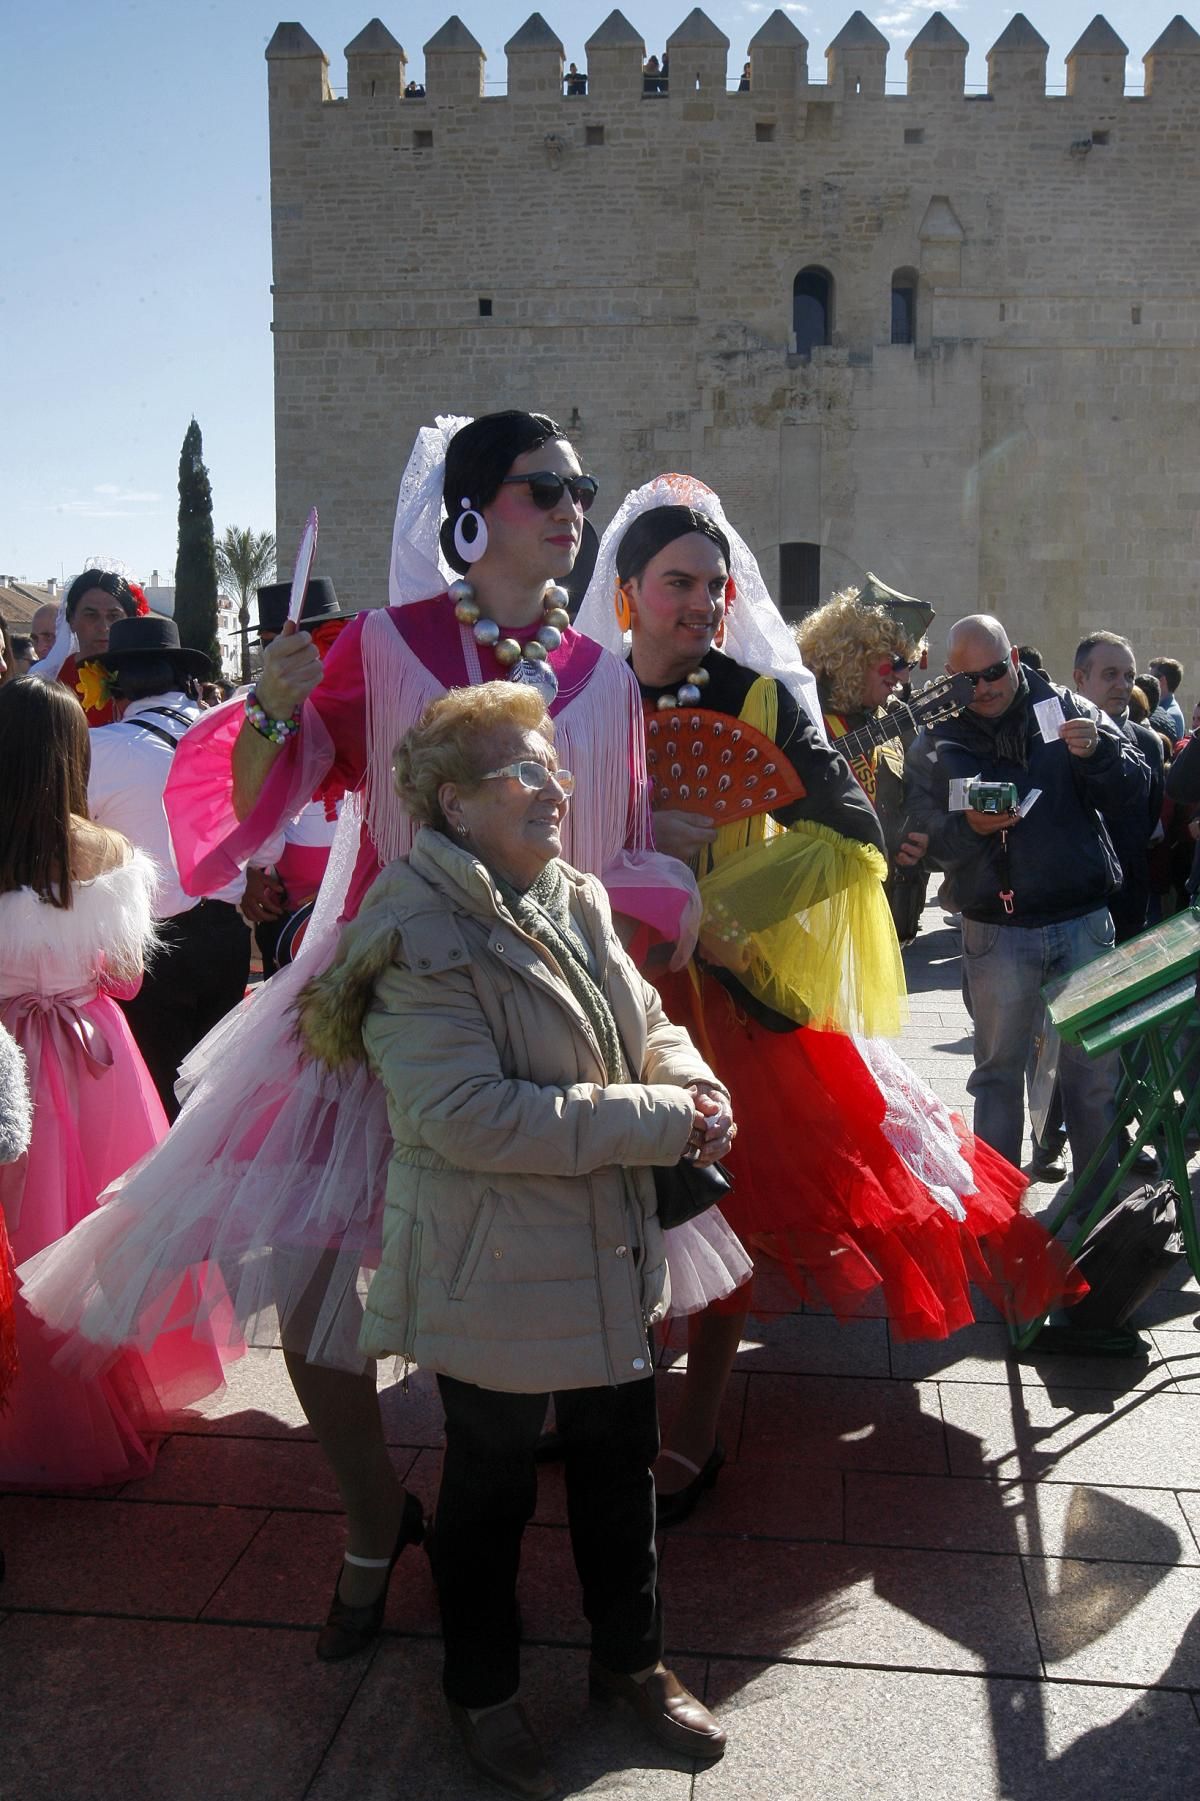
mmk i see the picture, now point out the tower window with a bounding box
[585,125,605,146]
[478,297,493,317]
[756,122,775,143]
[779,542,821,619]
[413,129,433,150]
[891,269,917,345]
[793,266,833,357]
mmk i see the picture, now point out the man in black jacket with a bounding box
[905,615,1151,1207]
[1072,631,1164,944]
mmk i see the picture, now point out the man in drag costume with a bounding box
[575,476,1085,1524]
[22,415,747,1659]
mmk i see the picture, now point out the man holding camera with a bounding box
[905,615,1151,1207]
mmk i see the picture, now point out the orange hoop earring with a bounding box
[614,580,632,633]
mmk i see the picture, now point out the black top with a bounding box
[634,649,885,1030]
[634,649,885,852]
[905,666,1151,928]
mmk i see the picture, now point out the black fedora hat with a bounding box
[255,578,355,640]
[87,615,212,679]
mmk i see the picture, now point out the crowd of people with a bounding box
[2,410,1196,1795]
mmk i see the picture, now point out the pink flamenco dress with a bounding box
[1,853,233,1486]
[20,593,745,1380]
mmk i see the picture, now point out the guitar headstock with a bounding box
[890,670,974,732]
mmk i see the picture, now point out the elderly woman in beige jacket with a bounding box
[300,681,733,1799]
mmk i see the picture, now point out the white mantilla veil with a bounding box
[386,413,472,608]
[575,473,827,740]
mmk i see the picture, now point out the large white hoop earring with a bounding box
[453,502,489,566]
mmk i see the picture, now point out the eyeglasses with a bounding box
[877,655,918,677]
[960,659,1011,687]
[499,472,599,513]
[480,761,575,796]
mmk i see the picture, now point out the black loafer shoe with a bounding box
[589,1660,726,1761]
[1030,1151,1067,1183]
[447,1700,557,1799]
[316,1489,426,1662]
[654,1441,725,1528]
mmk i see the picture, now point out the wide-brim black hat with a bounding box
[254,578,354,640]
[86,614,212,678]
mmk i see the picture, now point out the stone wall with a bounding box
[267,10,1200,677]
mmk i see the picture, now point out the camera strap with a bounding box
[998,829,1015,916]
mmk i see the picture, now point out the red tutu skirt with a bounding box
[656,966,1085,1341]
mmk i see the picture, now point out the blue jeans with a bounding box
[961,908,1119,1212]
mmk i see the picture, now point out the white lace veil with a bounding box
[575,473,826,737]
[387,413,472,608]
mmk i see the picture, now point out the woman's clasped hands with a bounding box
[683,1080,736,1164]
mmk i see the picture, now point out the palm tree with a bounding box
[215,526,277,683]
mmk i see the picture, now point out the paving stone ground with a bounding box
[4,906,1199,1799]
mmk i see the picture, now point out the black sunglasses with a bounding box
[961,658,1011,687]
[499,471,599,513]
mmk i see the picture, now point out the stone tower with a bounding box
[266,10,1200,675]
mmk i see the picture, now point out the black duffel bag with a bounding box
[1067,1182,1187,1330]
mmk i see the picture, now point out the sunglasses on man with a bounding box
[499,472,599,513]
[960,658,1011,687]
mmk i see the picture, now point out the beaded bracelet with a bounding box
[244,687,301,745]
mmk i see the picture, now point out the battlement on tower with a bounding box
[266,9,1200,685]
[265,10,1200,111]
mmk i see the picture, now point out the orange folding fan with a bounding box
[644,707,806,821]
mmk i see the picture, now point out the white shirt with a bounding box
[88,691,244,917]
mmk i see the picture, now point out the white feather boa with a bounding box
[0,851,159,989]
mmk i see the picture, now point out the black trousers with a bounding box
[433,1373,663,1708]
[120,901,251,1122]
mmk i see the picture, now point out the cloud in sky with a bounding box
[54,486,163,520]
[93,484,161,503]
[874,0,966,30]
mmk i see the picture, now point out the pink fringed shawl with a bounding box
[165,597,698,946]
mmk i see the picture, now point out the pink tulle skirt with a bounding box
[1,992,234,1487]
[20,929,748,1379]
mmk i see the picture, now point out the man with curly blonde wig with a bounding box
[796,588,930,937]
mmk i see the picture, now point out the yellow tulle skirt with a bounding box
[698,819,906,1037]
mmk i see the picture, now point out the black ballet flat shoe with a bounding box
[316,1489,426,1662]
[653,1441,725,1529]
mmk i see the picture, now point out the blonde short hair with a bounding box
[794,589,920,714]
[392,681,554,830]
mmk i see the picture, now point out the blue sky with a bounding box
[3,1,1176,586]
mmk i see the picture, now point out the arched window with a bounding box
[793,266,833,357]
[891,268,917,346]
[779,541,821,618]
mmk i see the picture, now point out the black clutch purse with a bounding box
[652,1156,734,1231]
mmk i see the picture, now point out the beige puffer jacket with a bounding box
[356,829,721,1392]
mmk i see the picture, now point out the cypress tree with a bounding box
[174,418,220,668]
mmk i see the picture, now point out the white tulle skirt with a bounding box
[20,910,750,1377]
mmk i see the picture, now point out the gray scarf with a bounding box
[496,861,625,1082]
[950,667,1032,770]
